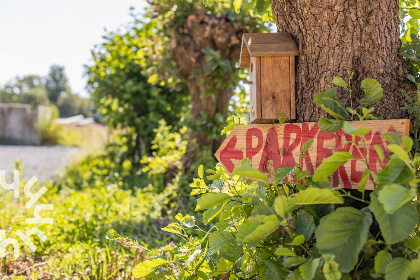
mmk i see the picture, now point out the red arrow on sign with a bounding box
[219,136,243,173]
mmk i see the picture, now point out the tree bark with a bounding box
[168,11,249,168]
[272,0,416,122]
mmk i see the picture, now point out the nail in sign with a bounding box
[214,120,409,190]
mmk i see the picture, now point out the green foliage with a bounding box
[57,91,92,117]
[46,65,69,104]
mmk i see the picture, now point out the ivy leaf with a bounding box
[259,260,290,280]
[369,193,418,244]
[374,250,392,274]
[315,207,372,272]
[332,76,348,88]
[236,215,280,244]
[377,184,416,214]
[195,193,231,211]
[313,152,354,182]
[302,139,314,153]
[274,195,288,218]
[132,258,168,278]
[385,257,411,280]
[318,118,344,133]
[295,188,343,205]
[232,165,267,181]
[299,258,320,280]
[208,231,234,256]
[275,166,296,182]
[377,158,412,186]
[313,87,350,120]
[360,78,383,105]
[275,247,296,257]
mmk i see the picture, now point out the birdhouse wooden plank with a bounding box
[239,33,299,124]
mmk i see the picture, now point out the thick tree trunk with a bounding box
[168,11,249,169]
[272,0,416,122]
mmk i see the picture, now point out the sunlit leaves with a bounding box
[236,215,280,244]
[195,193,231,211]
[313,87,350,120]
[132,258,168,278]
[295,188,343,205]
[377,184,416,214]
[313,152,354,182]
[360,78,383,105]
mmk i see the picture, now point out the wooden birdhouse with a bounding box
[239,33,299,124]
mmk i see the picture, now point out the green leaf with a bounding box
[360,78,383,105]
[357,169,371,192]
[313,152,354,182]
[377,157,412,185]
[318,118,344,133]
[404,236,420,251]
[283,257,307,267]
[221,123,236,135]
[343,122,357,134]
[388,144,410,164]
[314,88,350,119]
[350,127,371,137]
[274,195,288,218]
[260,260,290,280]
[402,136,413,152]
[302,139,314,153]
[299,258,320,280]
[287,234,305,246]
[409,8,420,19]
[384,131,401,145]
[409,259,420,279]
[323,261,341,280]
[275,247,296,257]
[374,250,392,274]
[132,258,168,278]
[275,166,296,182]
[374,145,385,162]
[378,184,416,214]
[295,187,343,205]
[208,231,234,256]
[232,165,267,181]
[233,0,242,13]
[198,165,203,179]
[202,201,228,225]
[219,241,243,261]
[315,207,372,272]
[195,193,231,211]
[369,193,418,244]
[290,211,316,241]
[236,215,280,244]
[385,257,411,280]
[332,76,348,88]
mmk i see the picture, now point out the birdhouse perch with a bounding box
[239,33,299,124]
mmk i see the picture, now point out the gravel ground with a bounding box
[0,145,82,183]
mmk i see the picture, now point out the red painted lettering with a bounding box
[220,136,243,173]
[259,127,282,173]
[282,124,302,167]
[300,123,319,173]
[246,128,263,162]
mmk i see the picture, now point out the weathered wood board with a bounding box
[215,120,409,189]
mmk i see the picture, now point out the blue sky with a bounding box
[0,0,147,97]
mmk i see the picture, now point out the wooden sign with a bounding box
[215,120,409,189]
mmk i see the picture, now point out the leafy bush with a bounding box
[113,74,420,280]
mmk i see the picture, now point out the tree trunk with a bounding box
[168,11,249,169]
[272,0,416,122]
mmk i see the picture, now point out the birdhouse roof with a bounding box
[239,33,299,68]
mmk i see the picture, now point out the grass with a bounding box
[0,163,179,279]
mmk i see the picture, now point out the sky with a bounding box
[0,0,147,97]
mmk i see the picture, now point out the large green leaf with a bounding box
[290,211,316,241]
[275,247,296,257]
[374,250,392,274]
[360,78,383,105]
[232,165,267,181]
[369,193,418,244]
[385,257,411,280]
[295,188,343,205]
[132,258,168,278]
[260,260,290,280]
[315,207,372,272]
[275,166,296,182]
[377,184,416,214]
[313,152,354,182]
[208,231,234,256]
[409,259,420,279]
[313,88,349,120]
[219,241,243,261]
[404,236,420,251]
[236,215,280,244]
[377,157,412,186]
[318,118,344,133]
[299,258,320,280]
[274,195,288,218]
[388,144,410,164]
[195,193,231,211]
